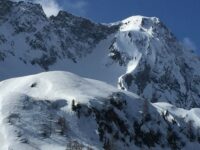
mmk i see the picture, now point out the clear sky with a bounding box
[19,0,199,53]
[56,0,200,53]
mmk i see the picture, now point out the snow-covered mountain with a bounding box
[1,0,200,109]
[1,0,200,149]
[1,71,200,150]
[117,16,200,109]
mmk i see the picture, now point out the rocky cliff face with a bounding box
[0,0,200,110]
[0,0,117,70]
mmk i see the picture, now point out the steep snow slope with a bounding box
[1,0,200,108]
[1,71,200,150]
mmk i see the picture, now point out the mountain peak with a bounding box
[0,0,46,20]
[55,10,76,19]
[119,16,159,31]
[14,1,46,18]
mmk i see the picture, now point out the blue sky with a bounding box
[56,0,200,53]
[22,0,199,52]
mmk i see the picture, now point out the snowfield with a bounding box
[0,71,137,150]
[0,71,200,150]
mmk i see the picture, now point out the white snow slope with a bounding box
[0,71,200,150]
[0,71,134,150]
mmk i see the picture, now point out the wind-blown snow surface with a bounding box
[0,71,200,150]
